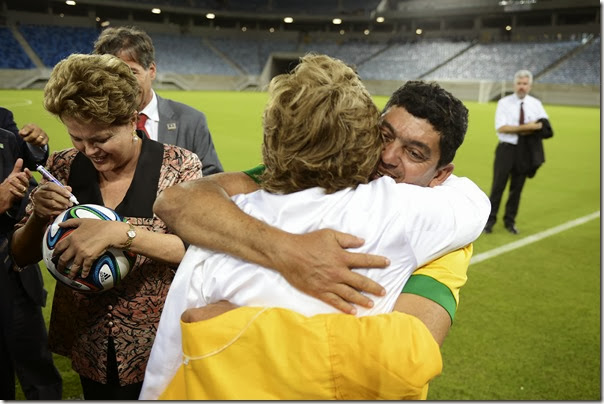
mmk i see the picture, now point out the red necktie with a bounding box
[137,113,150,138]
[519,102,525,125]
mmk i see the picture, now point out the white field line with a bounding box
[470,211,600,265]
[0,99,33,108]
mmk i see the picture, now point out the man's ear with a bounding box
[149,62,157,81]
[428,163,454,187]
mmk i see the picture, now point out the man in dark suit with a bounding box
[93,26,224,176]
[0,107,62,400]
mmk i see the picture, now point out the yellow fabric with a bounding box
[412,244,473,306]
[160,306,442,400]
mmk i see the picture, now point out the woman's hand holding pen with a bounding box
[30,182,75,220]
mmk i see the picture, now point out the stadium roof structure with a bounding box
[2,0,600,37]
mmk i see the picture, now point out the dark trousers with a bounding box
[1,333,15,400]
[1,265,15,400]
[9,270,63,400]
[487,142,527,227]
[80,338,143,400]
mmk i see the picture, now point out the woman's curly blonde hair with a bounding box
[44,53,140,126]
[260,53,382,194]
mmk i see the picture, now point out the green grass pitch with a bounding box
[1,89,599,400]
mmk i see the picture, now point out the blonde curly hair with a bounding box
[44,53,140,126]
[260,53,381,194]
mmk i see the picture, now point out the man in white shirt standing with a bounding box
[93,26,224,176]
[484,69,549,235]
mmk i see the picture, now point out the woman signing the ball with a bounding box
[10,53,202,400]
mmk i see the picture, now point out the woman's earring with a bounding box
[133,130,139,141]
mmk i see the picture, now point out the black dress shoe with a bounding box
[505,224,519,235]
[483,224,493,234]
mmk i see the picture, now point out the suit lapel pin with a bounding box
[167,123,177,131]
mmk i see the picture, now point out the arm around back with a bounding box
[154,171,389,314]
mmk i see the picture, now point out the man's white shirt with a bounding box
[139,174,490,399]
[139,90,160,141]
[495,93,549,145]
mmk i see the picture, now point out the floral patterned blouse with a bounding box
[16,136,202,385]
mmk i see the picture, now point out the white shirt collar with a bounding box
[140,90,159,122]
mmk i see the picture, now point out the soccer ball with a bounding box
[42,204,136,293]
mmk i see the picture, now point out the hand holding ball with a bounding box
[42,204,135,292]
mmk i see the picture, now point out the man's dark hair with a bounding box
[93,26,155,70]
[384,80,468,168]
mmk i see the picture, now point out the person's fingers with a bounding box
[80,256,96,279]
[339,270,386,298]
[13,179,27,193]
[68,262,82,278]
[40,198,69,216]
[7,177,27,196]
[10,158,24,175]
[19,124,48,146]
[318,291,358,315]
[333,282,377,309]
[42,182,73,202]
[344,250,390,270]
[9,186,25,198]
[9,173,29,192]
[56,252,75,277]
[331,230,365,249]
[33,184,72,215]
[332,230,390,269]
[58,218,81,228]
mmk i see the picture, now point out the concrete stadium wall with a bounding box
[364,79,600,107]
[155,73,244,91]
[0,69,599,107]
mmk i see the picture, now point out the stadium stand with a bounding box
[207,37,297,75]
[1,23,600,86]
[298,38,389,70]
[151,33,240,75]
[17,25,99,67]
[0,4,598,105]
[0,26,34,69]
[1,24,600,87]
[358,40,472,81]
[539,37,600,85]
[423,40,583,82]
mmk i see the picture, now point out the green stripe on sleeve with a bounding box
[243,164,265,184]
[401,274,457,322]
